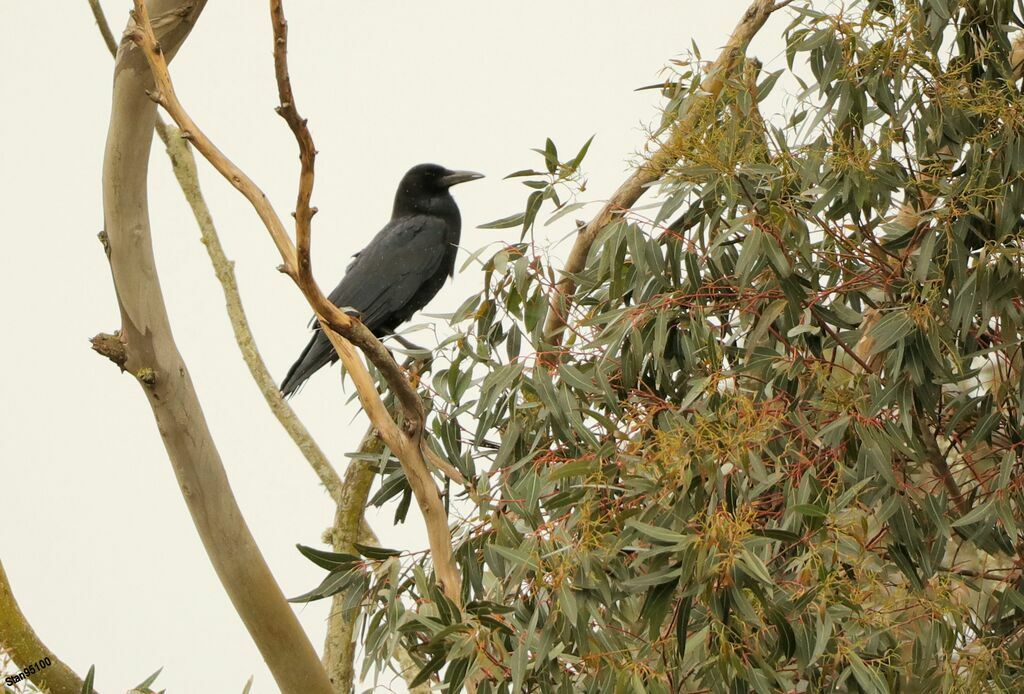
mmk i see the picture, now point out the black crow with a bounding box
[280,163,483,396]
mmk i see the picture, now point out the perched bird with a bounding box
[280,163,483,396]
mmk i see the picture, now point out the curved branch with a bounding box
[100,3,333,692]
[543,0,784,346]
[0,559,94,694]
[266,0,460,602]
[89,4,443,685]
[265,0,460,597]
[159,124,347,503]
[124,0,462,604]
[265,1,424,431]
[88,0,347,524]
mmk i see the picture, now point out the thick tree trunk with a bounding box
[99,3,333,693]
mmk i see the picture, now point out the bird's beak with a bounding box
[441,170,485,187]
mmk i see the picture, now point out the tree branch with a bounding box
[124,0,462,604]
[543,0,785,346]
[265,0,461,605]
[847,34,1024,505]
[913,405,968,515]
[86,0,118,56]
[0,559,94,694]
[100,3,333,692]
[321,427,382,691]
[321,363,436,692]
[88,0,358,550]
[159,124,348,503]
[87,5,447,687]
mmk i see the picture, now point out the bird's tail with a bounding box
[280,331,338,397]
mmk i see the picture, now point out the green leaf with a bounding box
[746,299,788,358]
[134,668,162,690]
[848,652,890,694]
[545,201,588,226]
[352,543,401,560]
[504,168,544,179]
[558,364,601,395]
[626,519,690,544]
[558,582,579,623]
[866,310,916,355]
[82,666,96,694]
[568,135,594,170]
[549,458,599,481]
[523,190,544,233]
[737,549,774,585]
[409,653,446,688]
[478,212,526,229]
[951,499,994,528]
[295,544,359,571]
[288,567,361,603]
[544,137,559,174]
[790,503,828,518]
[489,544,540,571]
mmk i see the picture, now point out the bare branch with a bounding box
[88,0,348,528]
[265,0,461,601]
[543,0,786,346]
[322,390,430,692]
[0,559,94,694]
[87,0,118,56]
[101,2,333,692]
[124,0,462,603]
[914,406,968,515]
[159,125,348,502]
[846,34,1024,507]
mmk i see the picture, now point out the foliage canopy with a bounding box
[299,1,1024,691]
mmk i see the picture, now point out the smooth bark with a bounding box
[125,0,463,605]
[99,3,333,692]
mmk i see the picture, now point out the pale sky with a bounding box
[0,2,788,691]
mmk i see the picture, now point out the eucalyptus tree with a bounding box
[298,1,1024,691]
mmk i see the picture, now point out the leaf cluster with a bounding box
[299,1,1024,691]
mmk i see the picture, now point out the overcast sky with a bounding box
[0,2,789,691]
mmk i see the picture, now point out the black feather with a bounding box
[280,163,480,396]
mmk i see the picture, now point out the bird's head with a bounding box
[393,163,483,217]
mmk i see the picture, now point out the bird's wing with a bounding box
[324,215,452,332]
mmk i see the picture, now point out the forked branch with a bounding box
[126,0,462,603]
[100,1,333,691]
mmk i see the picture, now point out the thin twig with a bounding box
[939,566,1018,581]
[87,0,118,55]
